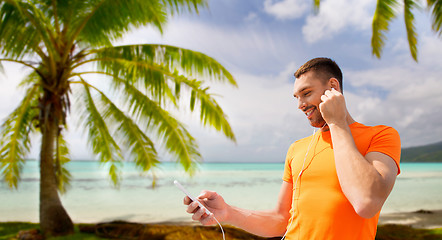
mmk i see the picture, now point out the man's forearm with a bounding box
[224,206,289,237]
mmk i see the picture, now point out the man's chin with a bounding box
[309,119,326,128]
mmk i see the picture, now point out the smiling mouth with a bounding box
[305,107,315,119]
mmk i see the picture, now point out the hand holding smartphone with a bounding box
[174,180,211,215]
[175,180,226,240]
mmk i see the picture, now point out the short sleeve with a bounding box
[367,126,401,174]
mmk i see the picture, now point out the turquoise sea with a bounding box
[0,161,441,223]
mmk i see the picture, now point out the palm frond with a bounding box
[96,87,160,172]
[161,0,207,14]
[404,0,418,61]
[84,44,237,122]
[88,48,175,105]
[313,0,321,13]
[79,80,123,186]
[162,45,237,86]
[70,0,167,47]
[372,0,399,58]
[55,132,71,194]
[0,1,42,59]
[86,44,236,142]
[174,76,236,142]
[428,0,442,36]
[0,84,39,188]
[92,44,237,87]
[108,163,120,186]
[0,0,55,60]
[0,58,42,77]
[17,70,40,89]
[110,77,201,173]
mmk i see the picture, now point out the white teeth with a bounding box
[306,109,313,116]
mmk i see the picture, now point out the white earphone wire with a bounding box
[213,216,225,240]
[281,124,325,240]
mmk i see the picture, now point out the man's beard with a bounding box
[309,112,326,128]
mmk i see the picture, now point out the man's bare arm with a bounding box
[185,181,293,237]
[320,88,398,218]
[329,123,398,218]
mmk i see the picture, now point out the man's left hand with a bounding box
[319,88,348,126]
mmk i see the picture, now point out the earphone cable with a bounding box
[281,124,326,240]
[213,216,225,240]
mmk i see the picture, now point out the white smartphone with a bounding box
[174,180,211,215]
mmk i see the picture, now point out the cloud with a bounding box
[245,12,259,22]
[0,63,32,121]
[118,18,293,74]
[2,2,441,163]
[181,61,315,162]
[343,35,442,147]
[1,17,299,161]
[302,0,373,43]
[263,0,309,20]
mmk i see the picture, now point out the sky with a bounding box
[1,0,442,163]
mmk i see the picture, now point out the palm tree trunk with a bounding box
[39,91,74,236]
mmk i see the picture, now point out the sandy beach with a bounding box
[73,210,442,240]
[5,209,442,240]
[379,209,442,229]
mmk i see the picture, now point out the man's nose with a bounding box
[298,98,306,110]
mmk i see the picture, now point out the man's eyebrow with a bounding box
[293,87,310,98]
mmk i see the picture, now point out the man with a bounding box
[184,57,401,239]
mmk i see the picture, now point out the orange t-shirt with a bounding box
[282,122,401,240]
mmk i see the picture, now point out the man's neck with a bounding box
[321,113,356,132]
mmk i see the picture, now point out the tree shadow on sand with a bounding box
[79,220,442,240]
[79,221,282,240]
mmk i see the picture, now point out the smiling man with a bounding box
[184,57,401,240]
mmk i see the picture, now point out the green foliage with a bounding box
[0,0,236,236]
[372,0,399,59]
[79,81,123,186]
[313,0,321,13]
[404,0,418,61]
[401,141,442,162]
[376,224,442,240]
[0,222,109,240]
[0,84,39,188]
[72,0,167,47]
[177,76,235,141]
[314,0,442,61]
[0,222,40,240]
[106,76,202,174]
[97,89,159,172]
[55,133,72,194]
[428,0,442,37]
[370,0,442,61]
[0,0,236,193]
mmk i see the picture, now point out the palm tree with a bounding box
[0,0,236,237]
[314,0,442,61]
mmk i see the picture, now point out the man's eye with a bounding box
[304,91,311,96]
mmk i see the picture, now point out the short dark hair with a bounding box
[294,57,343,92]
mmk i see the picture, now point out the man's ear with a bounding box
[329,78,341,92]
